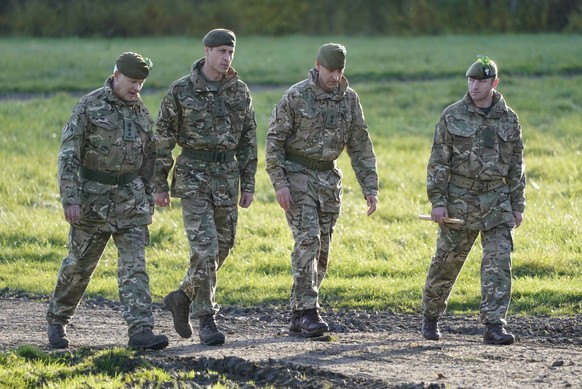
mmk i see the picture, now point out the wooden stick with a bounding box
[418,215,465,224]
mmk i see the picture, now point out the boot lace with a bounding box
[179,300,190,318]
[201,315,218,333]
[303,308,322,322]
[425,319,437,331]
[52,325,66,337]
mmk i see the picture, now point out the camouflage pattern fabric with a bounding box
[286,205,338,310]
[422,224,513,325]
[47,225,154,336]
[266,68,377,198]
[423,90,525,324]
[47,76,157,336]
[58,76,156,227]
[155,58,257,196]
[265,68,378,311]
[154,58,257,314]
[179,197,238,316]
[427,90,525,230]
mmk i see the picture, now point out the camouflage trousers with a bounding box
[178,197,238,317]
[46,224,154,337]
[285,204,339,311]
[422,223,514,325]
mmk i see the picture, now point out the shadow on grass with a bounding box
[448,290,581,316]
[513,261,573,278]
[148,224,179,247]
[0,248,62,264]
[0,232,66,253]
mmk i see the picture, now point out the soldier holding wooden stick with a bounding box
[421,55,526,345]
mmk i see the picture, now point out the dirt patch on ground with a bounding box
[1,289,580,388]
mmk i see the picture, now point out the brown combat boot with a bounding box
[48,324,69,349]
[300,308,328,337]
[164,289,193,338]
[288,310,301,334]
[422,315,441,341]
[483,324,515,345]
[199,314,225,346]
[128,328,169,350]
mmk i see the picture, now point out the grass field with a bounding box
[1,34,581,92]
[0,34,581,317]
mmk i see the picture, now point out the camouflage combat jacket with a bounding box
[154,58,257,204]
[57,76,156,229]
[265,68,378,210]
[427,90,526,230]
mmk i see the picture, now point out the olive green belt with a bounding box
[285,152,335,171]
[79,167,138,185]
[448,174,505,192]
[181,148,235,162]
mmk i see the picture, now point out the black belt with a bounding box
[449,174,505,192]
[181,148,235,162]
[285,152,335,171]
[79,167,138,185]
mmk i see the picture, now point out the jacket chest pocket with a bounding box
[322,108,351,147]
[334,107,353,144]
[180,93,210,131]
[86,113,149,167]
[86,115,121,158]
[497,124,520,163]
[447,117,477,161]
[226,93,248,122]
[295,108,322,144]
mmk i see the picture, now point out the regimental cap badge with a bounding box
[465,54,497,79]
[144,57,153,71]
[478,55,491,76]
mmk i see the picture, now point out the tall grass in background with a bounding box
[1,34,581,92]
[0,35,580,316]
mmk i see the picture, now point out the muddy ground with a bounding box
[1,289,580,388]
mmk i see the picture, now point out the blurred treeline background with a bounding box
[1,0,581,37]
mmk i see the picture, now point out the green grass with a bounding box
[0,32,580,389]
[0,345,239,388]
[0,35,581,319]
[1,34,582,93]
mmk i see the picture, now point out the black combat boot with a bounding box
[199,314,225,346]
[128,328,169,350]
[289,310,301,334]
[48,324,69,349]
[483,324,515,345]
[164,289,193,338]
[422,315,441,341]
[300,308,328,337]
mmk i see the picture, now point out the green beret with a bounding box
[465,55,497,79]
[203,28,236,47]
[317,43,346,69]
[116,52,152,80]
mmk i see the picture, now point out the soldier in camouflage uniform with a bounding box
[421,56,526,345]
[156,29,257,346]
[266,43,379,337]
[46,52,169,351]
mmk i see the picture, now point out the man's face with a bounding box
[316,63,344,92]
[204,45,235,79]
[467,77,498,103]
[112,72,145,102]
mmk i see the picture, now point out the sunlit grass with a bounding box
[0,37,580,318]
[0,346,239,388]
[1,34,582,93]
